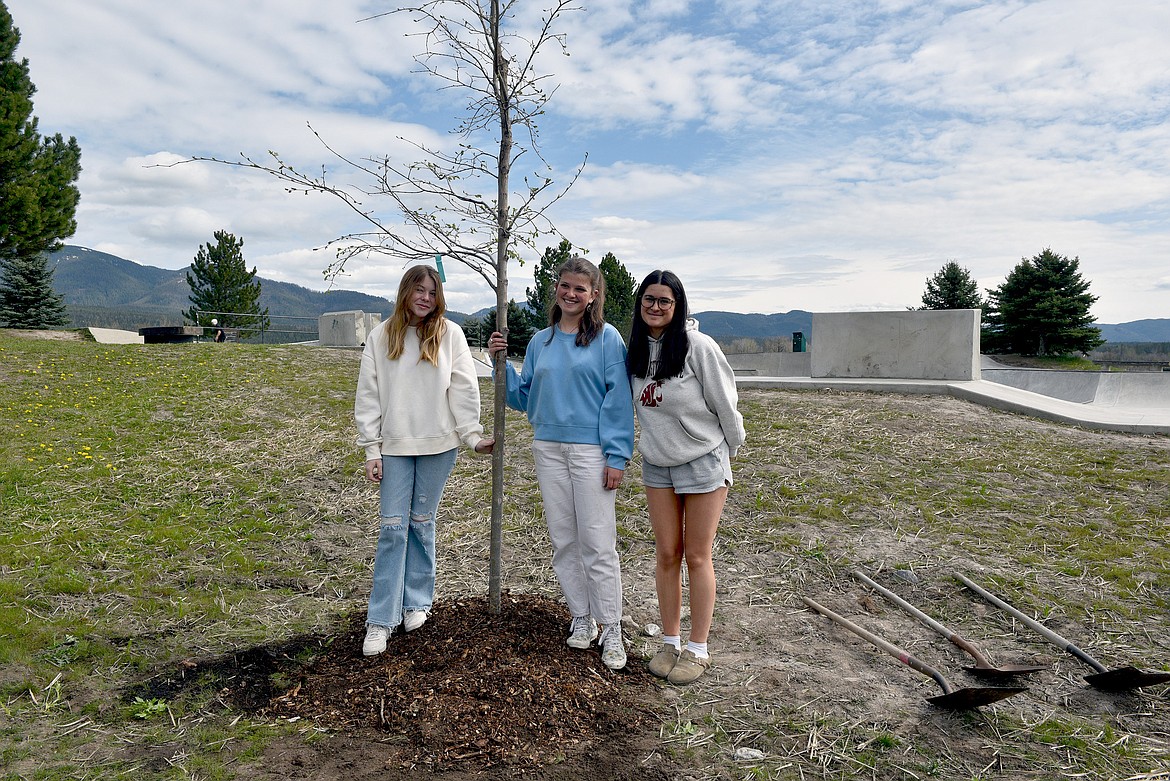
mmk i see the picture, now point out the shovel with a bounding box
[956,574,1170,692]
[802,596,1025,710]
[853,571,1046,679]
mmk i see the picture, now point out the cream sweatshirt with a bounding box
[355,319,484,460]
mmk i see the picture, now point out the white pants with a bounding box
[531,440,624,625]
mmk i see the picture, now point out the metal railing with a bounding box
[192,311,319,344]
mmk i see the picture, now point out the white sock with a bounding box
[687,640,709,659]
[662,635,681,651]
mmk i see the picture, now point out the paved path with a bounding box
[737,375,1170,435]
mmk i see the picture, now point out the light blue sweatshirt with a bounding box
[501,323,635,470]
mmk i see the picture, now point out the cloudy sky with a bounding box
[8,0,1169,323]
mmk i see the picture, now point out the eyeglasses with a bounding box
[641,295,675,310]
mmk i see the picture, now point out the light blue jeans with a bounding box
[366,449,457,629]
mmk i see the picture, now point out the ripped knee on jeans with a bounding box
[380,515,404,529]
[409,512,434,526]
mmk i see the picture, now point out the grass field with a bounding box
[2,329,1169,780]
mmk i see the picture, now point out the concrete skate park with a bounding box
[727,309,1170,436]
[91,308,1168,435]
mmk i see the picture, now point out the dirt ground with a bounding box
[118,388,1170,780]
[168,594,676,780]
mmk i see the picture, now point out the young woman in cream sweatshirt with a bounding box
[355,265,493,656]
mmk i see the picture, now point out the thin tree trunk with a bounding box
[488,0,510,614]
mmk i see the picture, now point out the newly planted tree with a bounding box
[189,1,581,610]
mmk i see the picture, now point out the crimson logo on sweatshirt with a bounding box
[639,381,663,407]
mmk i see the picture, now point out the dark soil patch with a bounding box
[135,593,675,779]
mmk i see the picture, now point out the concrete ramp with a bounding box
[88,327,144,344]
[1093,373,1170,409]
[982,369,1169,410]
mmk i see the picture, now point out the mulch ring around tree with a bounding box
[216,592,669,775]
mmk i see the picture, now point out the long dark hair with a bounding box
[547,255,607,347]
[627,270,689,380]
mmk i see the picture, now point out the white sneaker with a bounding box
[599,625,627,670]
[403,610,429,633]
[566,615,599,649]
[363,625,391,656]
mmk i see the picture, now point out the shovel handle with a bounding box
[802,596,952,694]
[955,573,1107,673]
[853,571,992,665]
[854,571,958,638]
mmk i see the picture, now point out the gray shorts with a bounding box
[641,441,733,494]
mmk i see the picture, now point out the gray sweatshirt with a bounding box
[631,319,746,468]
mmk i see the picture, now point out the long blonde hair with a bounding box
[387,265,447,365]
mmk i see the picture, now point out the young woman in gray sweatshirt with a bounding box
[627,270,746,685]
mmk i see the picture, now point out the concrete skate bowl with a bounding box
[981,368,1170,411]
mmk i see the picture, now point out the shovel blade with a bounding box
[965,663,1047,679]
[926,686,1026,710]
[1084,667,1170,691]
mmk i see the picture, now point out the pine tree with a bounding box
[0,1,82,328]
[920,260,983,310]
[470,300,534,356]
[983,248,1103,355]
[598,251,636,338]
[526,239,573,320]
[0,252,66,326]
[184,230,270,337]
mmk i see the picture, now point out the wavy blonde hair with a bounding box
[387,265,447,365]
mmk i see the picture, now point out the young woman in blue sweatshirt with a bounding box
[627,270,746,685]
[488,256,635,670]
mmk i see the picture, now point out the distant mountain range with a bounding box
[47,245,1169,343]
[49,246,398,329]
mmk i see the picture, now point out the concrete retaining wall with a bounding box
[319,310,381,347]
[811,309,981,381]
[726,351,812,377]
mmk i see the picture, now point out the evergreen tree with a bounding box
[470,300,534,356]
[0,1,82,328]
[983,248,1103,355]
[526,239,573,321]
[0,251,66,326]
[184,230,270,337]
[920,260,983,310]
[598,251,636,338]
